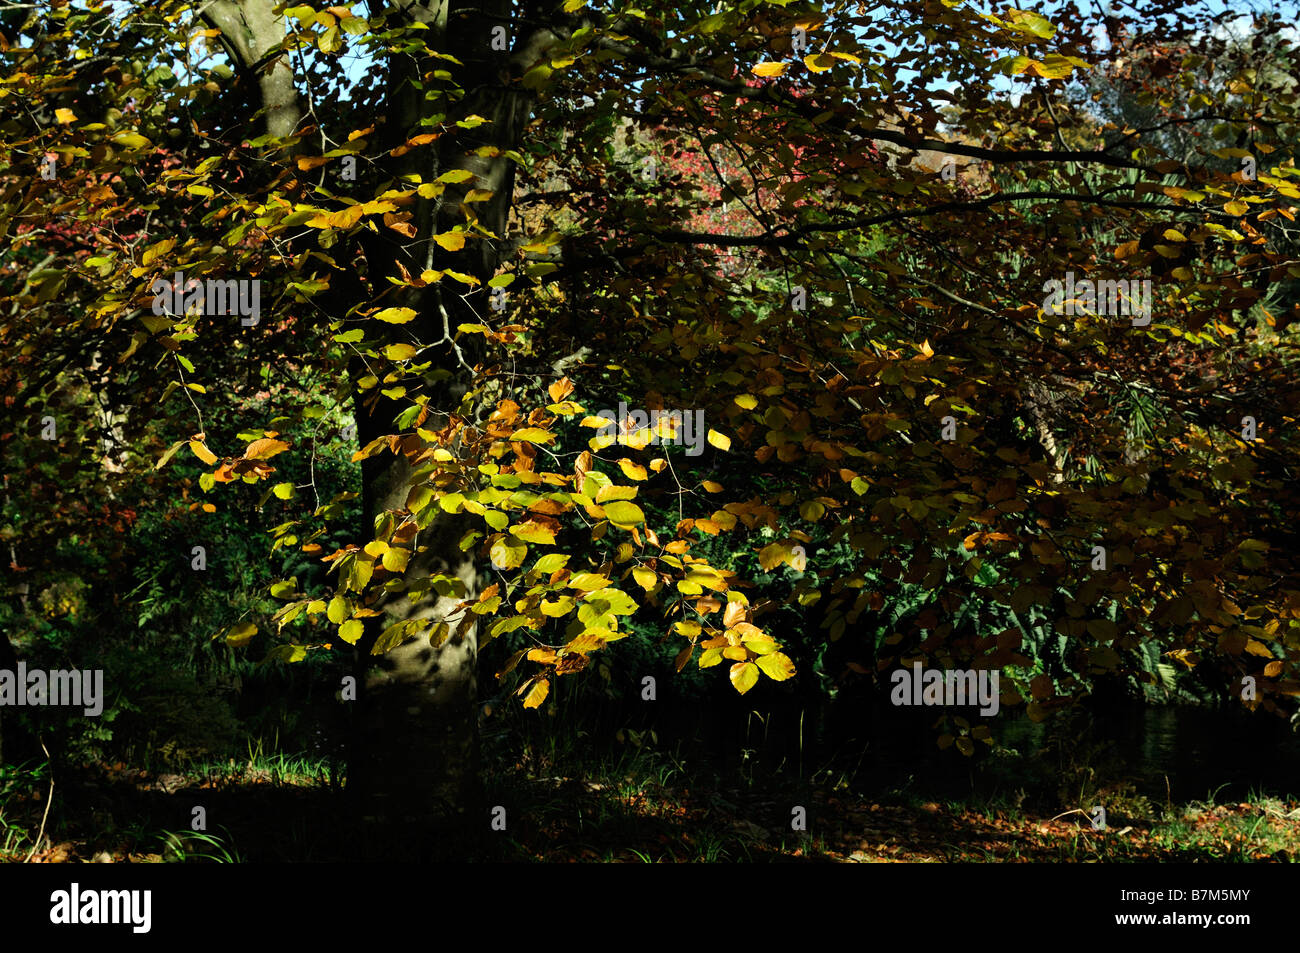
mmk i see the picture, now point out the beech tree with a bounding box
[3,0,1299,853]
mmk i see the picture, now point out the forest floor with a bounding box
[2,755,1299,862]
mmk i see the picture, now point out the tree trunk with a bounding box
[205,0,561,857]
[339,0,556,857]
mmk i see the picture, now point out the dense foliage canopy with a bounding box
[2,0,1298,824]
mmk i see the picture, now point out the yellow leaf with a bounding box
[707,429,731,451]
[804,53,835,72]
[434,232,466,251]
[490,536,527,570]
[756,652,795,681]
[509,427,555,444]
[594,484,638,503]
[111,132,152,151]
[244,437,290,460]
[799,500,825,521]
[511,521,556,544]
[758,542,787,571]
[189,440,218,465]
[318,24,343,53]
[699,647,723,668]
[533,553,569,574]
[373,307,416,323]
[567,573,611,591]
[734,394,758,409]
[751,62,788,77]
[338,619,364,644]
[540,596,574,617]
[226,622,257,646]
[617,458,648,480]
[381,547,410,572]
[308,205,365,229]
[523,677,550,709]
[54,108,76,124]
[603,500,645,525]
[383,342,417,361]
[632,566,657,591]
[730,661,760,694]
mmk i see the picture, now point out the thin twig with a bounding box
[25,737,54,863]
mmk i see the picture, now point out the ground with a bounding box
[2,756,1297,862]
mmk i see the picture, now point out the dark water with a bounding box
[995,706,1300,802]
[640,691,1300,803]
